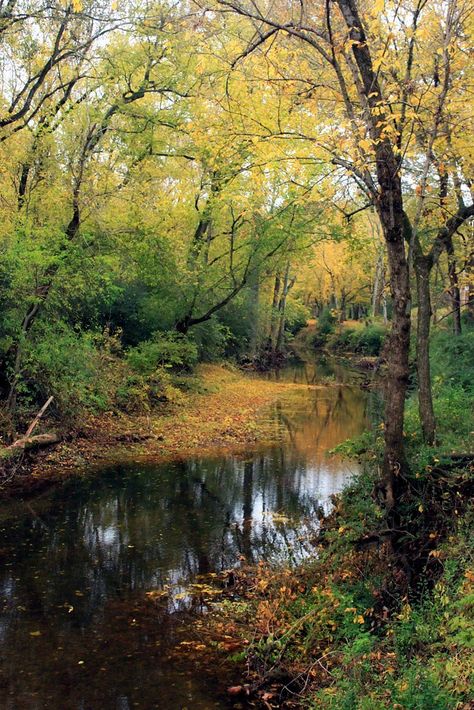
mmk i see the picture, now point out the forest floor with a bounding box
[2,364,304,495]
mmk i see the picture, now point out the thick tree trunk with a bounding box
[335,0,412,511]
[415,255,436,444]
[381,230,411,508]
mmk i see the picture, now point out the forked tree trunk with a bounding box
[335,0,412,513]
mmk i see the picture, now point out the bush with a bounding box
[20,322,111,421]
[117,332,197,413]
[190,318,234,361]
[318,308,337,336]
[114,366,185,413]
[311,308,337,347]
[284,300,311,336]
[126,332,198,375]
[328,324,386,356]
[430,328,474,393]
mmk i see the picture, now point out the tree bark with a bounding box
[275,262,294,353]
[267,273,281,350]
[336,0,412,508]
[446,234,462,335]
[414,255,436,444]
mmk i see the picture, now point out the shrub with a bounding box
[318,308,337,336]
[328,324,386,356]
[126,332,198,375]
[284,300,311,336]
[190,318,234,361]
[311,308,337,347]
[20,321,111,421]
[430,328,474,393]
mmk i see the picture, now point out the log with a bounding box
[5,396,56,453]
[9,433,60,451]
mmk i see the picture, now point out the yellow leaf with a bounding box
[359,139,372,152]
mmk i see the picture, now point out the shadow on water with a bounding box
[0,358,377,709]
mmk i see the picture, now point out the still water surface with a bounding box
[0,358,373,709]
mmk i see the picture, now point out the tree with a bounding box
[209,0,473,514]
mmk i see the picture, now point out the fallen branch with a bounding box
[23,395,54,439]
[5,396,59,453]
[9,432,61,451]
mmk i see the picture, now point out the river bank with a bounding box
[1,363,313,495]
[190,327,474,709]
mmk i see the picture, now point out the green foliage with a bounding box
[20,322,111,421]
[430,328,474,394]
[284,300,311,336]
[318,308,337,336]
[190,318,234,362]
[311,308,337,347]
[126,333,198,375]
[328,324,386,356]
[404,324,474,462]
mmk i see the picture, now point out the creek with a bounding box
[0,356,377,709]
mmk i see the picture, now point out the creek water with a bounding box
[0,357,375,709]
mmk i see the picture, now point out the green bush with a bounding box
[126,332,198,375]
[284,300,311,336]
[311,308,337,347]
[190,318,234,361]
[318,308,337,336]
[328,324,386,355]
[430,328,474,393]
[20,322,111,420]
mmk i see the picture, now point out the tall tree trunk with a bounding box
[267,273,281,351]
[335,0,412,514]
[381,228,411,509]
[248,269,260,359]
[382,294,388,325]
[415,255,436,444]
[339,288,347,323]
[446,239,462,335]
[275,262,294,353]
[372,251,385,317]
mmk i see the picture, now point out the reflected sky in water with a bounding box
[0,360,374,709]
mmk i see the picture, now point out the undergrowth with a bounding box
[211,324,473,708]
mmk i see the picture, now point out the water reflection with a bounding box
[0,371,372,709]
